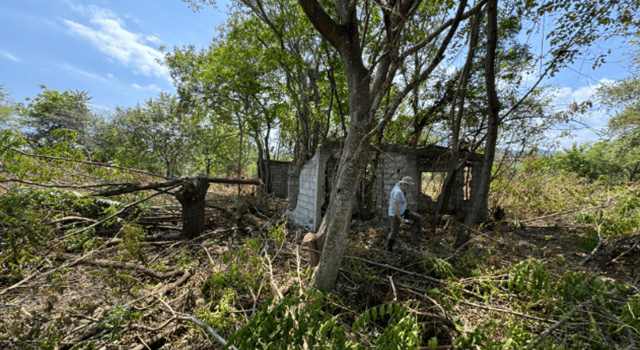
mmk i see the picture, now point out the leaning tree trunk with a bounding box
[460,0,499,247]
[175,177,210,238]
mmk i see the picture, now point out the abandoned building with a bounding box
[265,143,484,231]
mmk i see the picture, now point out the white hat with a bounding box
[398,176,415,185]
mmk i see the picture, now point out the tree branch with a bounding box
[297,0,348,51]
[399,0,487,60]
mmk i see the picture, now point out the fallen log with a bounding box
[94,176,261,197]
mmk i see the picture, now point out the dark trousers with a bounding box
[386,210,423,251]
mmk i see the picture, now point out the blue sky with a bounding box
[0,0,636,147]
[0,0,229,112]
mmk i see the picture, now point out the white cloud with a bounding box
[552,79,615,110]
[131,83,163,92]
[0,50,21,62]
[145,35,162,45]
[62,7,169,81]
[548,79,617,148]
[60,63,109,82]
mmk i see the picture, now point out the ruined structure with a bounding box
[265,143,484,231]
[265,160,290,199]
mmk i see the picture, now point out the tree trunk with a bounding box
[434,12,481,223]
[460,0,499,246]
[287,160,302,211]
[205,156,212,177]
[256,136,271,194]
[175,177,210,238]
[312,58,372,291]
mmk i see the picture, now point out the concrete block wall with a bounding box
[374,152,420,216]
[268,162,290,198]
[292,153,322,230]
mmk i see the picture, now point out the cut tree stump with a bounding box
[175,177,210,239]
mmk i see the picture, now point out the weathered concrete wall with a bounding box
[291,151,329,230]
[290,146,335,231]
[288,144,483,230]
[374,152,420,216]
[267,161,290,198]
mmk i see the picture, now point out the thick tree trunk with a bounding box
[175,177,210,238]
[460,0,499,246]
[312,58,372,291]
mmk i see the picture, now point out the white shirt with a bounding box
[388,183,406,217]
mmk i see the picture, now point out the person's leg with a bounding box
[404,210,423,239]
[386,216,400,251]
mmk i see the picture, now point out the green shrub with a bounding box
[454,320,537,350]
[201,266,248,303]
[507,258,551,300]
[353,303,421,349]
[119,224,146,261]
[575,188,640,237]
[228,291,350,349]
[98,305,141,341]
[64,227,97,253]
[228,291,420,350]
[421,256,454,279]
[0,188,109,275]
[620,294,640,335]
[196,288,239,333]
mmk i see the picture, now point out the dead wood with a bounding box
[62,189,176,240]
[526,302,588,349]
[49,216,98,225]
[302,232,321,266]
[58,253,183,279]
[95,176,261,197]
[131,324,185,350]
[155,296,237,350]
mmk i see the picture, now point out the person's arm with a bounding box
[395,200,401,219]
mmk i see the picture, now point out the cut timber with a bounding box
[93,176,261,238]
[175,177,210,239]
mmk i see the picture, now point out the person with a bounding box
[386,176,423,251]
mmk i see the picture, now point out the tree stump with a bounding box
[175,177,210,239]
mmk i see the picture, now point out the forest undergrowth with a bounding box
[1,157,640,349]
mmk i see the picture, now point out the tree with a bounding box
[18,87,92,146]
[593,41,640,181]
[458,0,499,247]
[0,87,12,124]
[168,6,344,205]
[293,0,484,291]
[185,0,639,291]
[94,93,195,178]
